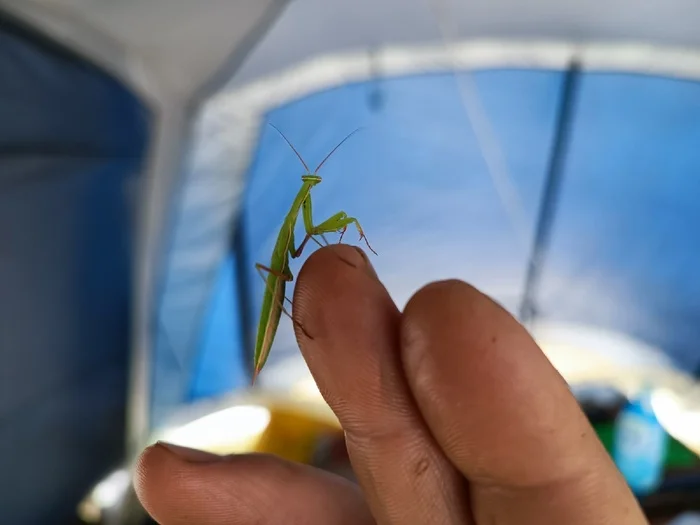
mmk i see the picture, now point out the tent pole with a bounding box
[232,214,255,379]
[518,59,582,325]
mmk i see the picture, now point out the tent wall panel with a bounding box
[0,13,149,524]
[235,69,566,374]
[537,72,700,372]
[188,254,246,401]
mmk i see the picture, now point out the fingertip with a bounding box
[297,243,376,286]
[401,279,508,379]
[133,442,165,498]
[293,243,383,347]
[133,447,374,525]
[399,279,598,486]
[133,442,232,521]
[132,443,177,522]
[402,279,505,335]
[401,277,545,391]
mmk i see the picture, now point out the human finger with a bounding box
[133,442,375,524]
[293,245,471,525]
[400,280,647,525]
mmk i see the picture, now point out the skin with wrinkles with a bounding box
[135,244,648,525]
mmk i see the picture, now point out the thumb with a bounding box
[133,442,374,524]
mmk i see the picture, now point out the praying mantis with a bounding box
[251,123,377,383]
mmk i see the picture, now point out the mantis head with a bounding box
[301,174,322,185]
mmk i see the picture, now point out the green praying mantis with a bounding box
[251,123,377,383]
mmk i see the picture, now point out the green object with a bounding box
[251,124,377,381]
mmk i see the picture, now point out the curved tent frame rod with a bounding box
[519,59,583,325]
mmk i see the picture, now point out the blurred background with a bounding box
[1,0,700,523]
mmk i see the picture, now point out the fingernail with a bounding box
[157,441,226,463]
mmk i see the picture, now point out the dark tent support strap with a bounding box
[518,59,582,325]
[233,216,255,378]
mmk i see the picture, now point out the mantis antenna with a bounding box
[268,122,310,172]
[268,123,363,174]
[314,127,363,172]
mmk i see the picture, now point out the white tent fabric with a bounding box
[229,0,700,87]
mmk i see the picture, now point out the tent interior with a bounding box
[2,0,700,523]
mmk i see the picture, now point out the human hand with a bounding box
[134,244,648,524]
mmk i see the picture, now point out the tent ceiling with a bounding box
[1,0,287,98]
[5,0,699,94]
[229,0,700,86]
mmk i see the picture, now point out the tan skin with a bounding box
[134,244,649,525]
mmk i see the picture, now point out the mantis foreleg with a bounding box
[293,194,378,256]
[284,203,327,260]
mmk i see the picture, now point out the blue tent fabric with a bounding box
[0,12,149,524]
[195,67,700,389]
[537,72,700,372]
[163,62,700,438]
[236,69,567,372]
[188,254,247,400]
[181,68,563,403]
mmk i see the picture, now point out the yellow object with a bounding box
[255,404,342,463]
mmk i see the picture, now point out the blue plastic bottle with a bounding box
[612,387,669,496]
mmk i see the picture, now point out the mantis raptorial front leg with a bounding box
[314,212,377,254]
[286,206,328,259]
[291,193,378,258]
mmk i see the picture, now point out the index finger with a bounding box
[293,245,472,525]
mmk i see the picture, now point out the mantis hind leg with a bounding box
[254,264,311,338]
[254,263,294,312]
